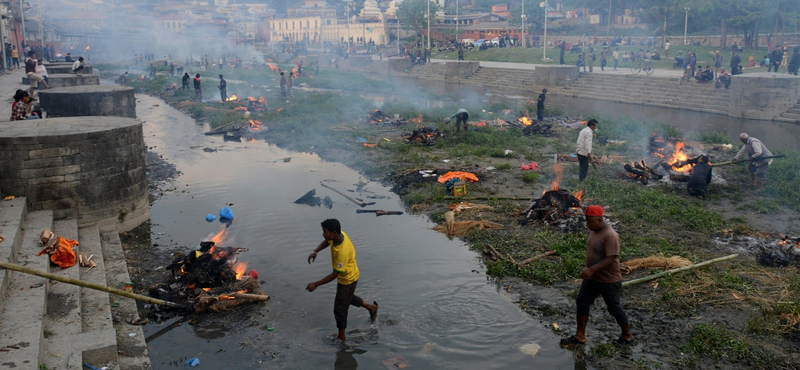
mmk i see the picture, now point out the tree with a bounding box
[397,0,441,43]
[642,0,686,46]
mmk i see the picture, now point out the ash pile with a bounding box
[403,127,442,145]
[522,189,588,232]
[147,231,267,319]
[368,109,406,126]
[713,234,800,268]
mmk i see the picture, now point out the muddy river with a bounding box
[136,94,578,369]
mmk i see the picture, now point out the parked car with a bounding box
[490,37,500,47]
[474,39,488,48]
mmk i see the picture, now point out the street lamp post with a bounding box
[427,0,430,50]
[541,0,547,61]
[20,0,26,48]
[455,0,459,44]
[607,0,612,35]
[684,7,689,45]
[521,0,524,45]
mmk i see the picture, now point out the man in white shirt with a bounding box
[576,119,598,181]
[72,57,85,74]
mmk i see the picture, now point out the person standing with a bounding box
[560,205,632,347]
[25,52,47,96]
[218,74,227,102]
[600,51,607,71]
[181,72,190,90]
[193,73,202,102]
[457,46,464,61]
[306,219,378,343]
[770,48,783,73]
[279,72,286,98]
[559,41,566,65]
[287,72,294,98]
[733,133,773,192]
[664,40,670,58]
[536,89,547,121]
[713,50,723,78]
[789,47,800,76]
[576,119,597,181]
[612,48,619,70]
[11,45,19,69]
[730,50,741,75]
[587,50,595,72]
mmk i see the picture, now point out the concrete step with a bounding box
[100,230,152,370]
[0,210,53,369]
[0,197,27,300]
[78,225,119,366]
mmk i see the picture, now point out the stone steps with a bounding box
[0,209,53,369]
[100,230,151,369]
[0,197,27,300]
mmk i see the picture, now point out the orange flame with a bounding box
[573,190,584,200]
[276,108,283,113]
[202,287,211,292]
[268,63,279,72]
[248,119,262,130]
[234,106,248,111]
[669,142,691,172]
[226,94,238,101]
[550,164,563,191]
[520,116,533,126]
[85,46,91,50]
[207,228,230,254]
[233,262,248,279]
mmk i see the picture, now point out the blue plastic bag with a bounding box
[184,358,200,367]
[205,214,216,222]
[219,206,234,220]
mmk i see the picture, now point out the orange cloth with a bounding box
[50,237,79,269]
[437,171,479,183]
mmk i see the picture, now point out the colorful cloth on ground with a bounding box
[50,237,79,269]
[437,171,479,183]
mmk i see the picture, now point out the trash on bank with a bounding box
[219,206,234,220]
[437,171,479,183]
[519,162,540,171]
[184,358,200,367]
[205,214,216,222]
[519,342,541,357]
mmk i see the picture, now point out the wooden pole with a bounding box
[320,181,372,207]
[225,292,270,301]
[712,155,786,167]
[517,250,558,266]
[621,254,738,287]
[444,196,531,201]
[0,261,189,309]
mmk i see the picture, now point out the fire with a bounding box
[573,190,584,200]
[206,228,230,254]
[85,46,90,50]
[233,262,248,279]
[248,119,262,130]
[226,94,238,102]
[276,108,283,113]
[669,142,691,172]
[550,164,563,191]
[268,64,279,72]
[292,68,298,76]
[234,106,248,111]
[520,116,533,126]
[202,287,211,292]
[248,96,266,103]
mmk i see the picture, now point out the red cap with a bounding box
[585,205,604,217]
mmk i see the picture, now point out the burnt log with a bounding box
[526,190,582,221]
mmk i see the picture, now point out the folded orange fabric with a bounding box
[437,171,479,183]
[50,237,79,269]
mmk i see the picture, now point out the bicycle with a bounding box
[632,58,655,75]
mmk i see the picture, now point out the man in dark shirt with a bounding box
[730,51,741,75]
[560,205,632,347]
[181,72,190,90]
[770,48,783,73]
[536,89,547,121]
[790,47,800,76]
[688,156,712,198]
[193,73,202,102]
[218,74,227,102]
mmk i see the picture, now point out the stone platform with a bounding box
[22,73,99,88]
[40,85,136,118]
[44,64,94,74]
[0,116,149,231]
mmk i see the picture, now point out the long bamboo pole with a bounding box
[443,196,531,201]
[320,181,372,207]
[621,254,738,287]
[0,261,189,309]
[711,155,786,167]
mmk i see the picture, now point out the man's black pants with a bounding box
[537,106,544,121]
[576,280,628,327]
[578,154,589,181]
[334,281,364,330]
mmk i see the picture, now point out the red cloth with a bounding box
[50,237,79,269]
[520,162,540,171]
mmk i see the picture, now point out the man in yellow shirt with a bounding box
[307,219,378,342]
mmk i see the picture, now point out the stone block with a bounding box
[444,61,480,81]
[533,65,580,87]
[728,73,800,120]
[40,86,135,118]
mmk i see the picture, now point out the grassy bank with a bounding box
[126,66,800,369]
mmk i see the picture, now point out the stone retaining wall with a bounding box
[39,86,136,118]
[23,74,99,88]
[0,117,149,232]
[44,65,94,74]
[728,73,800,120]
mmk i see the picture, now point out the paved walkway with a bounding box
[0,67,40,120]
[428,58,686,77]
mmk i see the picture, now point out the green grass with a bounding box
[589,343,620,358]
[683,323,750,361]
[693,131,732,145]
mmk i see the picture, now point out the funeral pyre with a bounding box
[403,127,442,145]
[713,233,800,268]
[623,135,706,184]
[368,109,406,126]
[148,228,267,316]
[522,164,588,232]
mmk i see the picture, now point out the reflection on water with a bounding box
[136,94,576,369]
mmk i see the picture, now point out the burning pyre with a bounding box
[403,127,442,145]
[149,228,267,316]
[522,164,588,231]
[623,135,708,184]
[368,109,406,126]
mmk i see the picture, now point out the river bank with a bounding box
[112,61,800,369]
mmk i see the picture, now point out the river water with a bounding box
[136,94,578,369]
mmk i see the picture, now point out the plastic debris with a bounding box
[504,149,513,155]
[552,323,561,331]
[520,162,540,171]
[519,343,541,357]
[205,214,216,222]
[185,358,200,367]
[267,326,275,331]
[83,363,99,370]
[219,206,234,220]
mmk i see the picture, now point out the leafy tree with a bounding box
[641,0,686,45]
[397,0,441,43]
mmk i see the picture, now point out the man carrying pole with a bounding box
[732,133,773,192]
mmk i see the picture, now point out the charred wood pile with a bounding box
[368,109,406,126]
[622,160,663,185]
[522,189,588,232]
[148,238,267,318]
[517,117,553,136]
[403,127,442,145]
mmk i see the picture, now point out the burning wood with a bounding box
[247,96,267,112]
[268,63,279,72]
[623,159,663,185]
[368,109,405,126]
[403,127,442,145]
[522,165,589,231]
[225,94,238,102]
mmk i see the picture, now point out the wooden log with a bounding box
[0,261,189,309]
[621,254,738,287]
[225,292,271,301]
[517,250,558,267]
[320,181,375,208]
[711,155,786,167]
[443,196,530,201]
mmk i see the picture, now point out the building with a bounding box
[491,4,509,18]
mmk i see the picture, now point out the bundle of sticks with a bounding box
[623,160,663,185]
